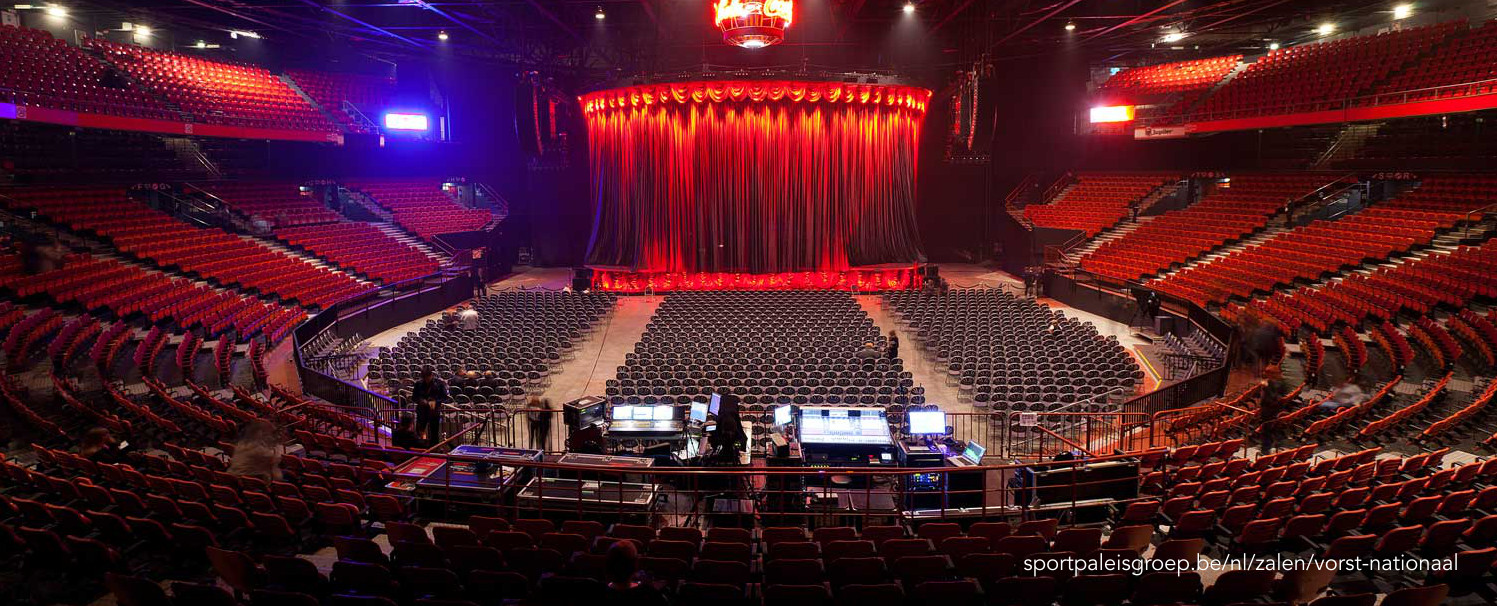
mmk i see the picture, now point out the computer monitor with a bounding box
[773,405,793,426]
[651,405,675,421]
[709,393,722,415]
[613,405,635,421]
[963,441,986,463]
[908,410,947,435]
[689,401,708,423]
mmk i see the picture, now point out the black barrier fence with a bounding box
[353,439,1148,527]
[293,271,476,417]
[1044,269,1237,420]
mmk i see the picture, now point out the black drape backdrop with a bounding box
[582,81,929,274]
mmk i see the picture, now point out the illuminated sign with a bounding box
[1089,105,1136,123]
[384,112,430,131]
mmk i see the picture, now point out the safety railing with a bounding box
[358,439,1150,526]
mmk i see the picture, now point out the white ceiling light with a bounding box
[1393,4,1412,20]
[903,2,916,14]
[1317,23,1335,36]
[45,5,65,16]
[1161,32,1187,43]
[1064,22,1076,31]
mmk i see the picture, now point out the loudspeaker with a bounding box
[571,267,593,291]
[923,265,940,282]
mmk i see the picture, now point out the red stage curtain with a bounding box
[582,80,930,276]
[591,268,923,292]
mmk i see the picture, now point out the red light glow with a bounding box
[714,0,794,48]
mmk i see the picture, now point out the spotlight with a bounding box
[437,31,449,41]
[229,30,260,39]
[1268,42,1280,50]
[1317,23,1335,36]
[135,25,151,36]
[15,4,34,9]
[1161,32,1187,43]
[195,40,206,49]
[903,2,915,14]
[594,6,605,20]
[1064,22,1076,31]
[741,39,767,49]
[45,5,64,16]
[1393,4,1412,20]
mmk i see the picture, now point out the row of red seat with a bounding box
[348,180,492,242]
[1,187,368,309]
[1192,21,1463,119]
[0,24,175,120]
[286,69,397,134]
[1022,173,1175,237]
[1372,20,1497,101]
[1079,174,1336,281]
[85,39,335,132]
[199,182,343,228]
[275,222,439,284]
[0,252,304,342]
[1152,176,1495,307]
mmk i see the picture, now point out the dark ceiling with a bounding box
[80,0,1485,76]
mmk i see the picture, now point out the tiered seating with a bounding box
[0,121,186,180]
[1079,174,1335,281]
[198,182,342,227]
[349,180,492,241]
[285,69,397,134]
[1235,223,1497,336]
[85,38,335,132]
[884,288,1140,414]
[1337,114,1497,171]
[368,292,615,408]
[0,252,304,342]
[1192,21,1462,119]
[0,24,174,120]
[1097,55,1241,122]
[275,222,440,284]
[1152,176,1491,307]
[1371,20,1497,102]
[1022,173,1175,237]
[2,187,368,308]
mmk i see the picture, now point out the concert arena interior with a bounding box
[10,1,1497,605]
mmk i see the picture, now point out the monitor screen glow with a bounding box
[384,112,430,131]
[908,410,947,435]
[773,405,792,426]
[709,393,722,415]
[613,406,635,420]
[651,405,674,421]
[689,402,708,423]
[963,441,986,463]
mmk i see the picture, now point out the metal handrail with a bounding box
[1463,202,1497,238]
[343,100,380,133]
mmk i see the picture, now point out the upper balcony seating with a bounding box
[1370,20,1497,102]
[1023,173,1176,237]
[1190,21,1463,120]
[199,182,342,228]
[0,187,367,308]
[1079,175,1336,282]
[1097,55,1241,122]
[284,69,396,134]
[348,180,492,242]
[0,24,175,120]
[84,38,334,132]
[1151,176,1495,307]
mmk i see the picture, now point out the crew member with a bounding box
[412,366,449,446]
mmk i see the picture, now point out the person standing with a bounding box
[528,397,554,451]
[885,330,900,361]
[1257,363,1289,454]
[412,366,449,446]
[228,421,285,483]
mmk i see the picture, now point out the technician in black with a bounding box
[412,366,449,446]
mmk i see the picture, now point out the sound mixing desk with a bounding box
[799,407,896,487]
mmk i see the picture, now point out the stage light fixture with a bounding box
[1161,31,1187,43]
[195,40,206,48]
[1317,23,1335,36]
[1064,22,1076,31]
[15,4,35,9]
[595,6,606,20]
[135,26,151,36]
[1393,4,1412,19]
[45,5,65,16]
[437,31,449,40]
[1268,42,1280,50]
[229,30,260,39]
[903,2,915,14]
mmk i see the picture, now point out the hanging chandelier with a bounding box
[714,0,794,49]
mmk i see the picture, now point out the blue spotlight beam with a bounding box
[292,0,429,49]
